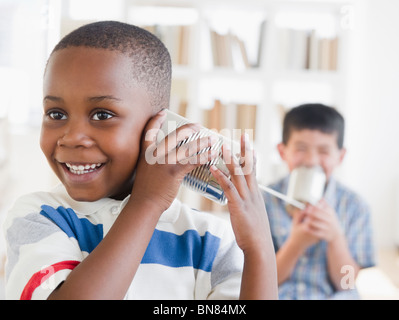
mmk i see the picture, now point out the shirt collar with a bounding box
[52,184,116,215]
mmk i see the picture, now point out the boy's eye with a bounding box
[319,149,331,155]
[48,111,67,120]
[92,111,113,121]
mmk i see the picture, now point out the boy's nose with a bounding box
[303,150,319,167]
[57,121,95,148]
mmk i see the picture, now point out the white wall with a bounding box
[344,0,399,248]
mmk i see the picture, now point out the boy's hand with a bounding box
[210,134,271,254]
[210,134,278,299]
[303,199,343,243]
[132,110,218,213]
[288,209,320,251]
[288,199,342,251]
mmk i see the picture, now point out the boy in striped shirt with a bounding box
[4,21,277,300]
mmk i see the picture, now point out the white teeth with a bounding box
[65,163,102,175]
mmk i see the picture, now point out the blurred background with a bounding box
[1,0,399,299]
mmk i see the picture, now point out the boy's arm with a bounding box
[48,197,164,299]
[304,200,360,291]
[49,111,218,299]
[326,232,360,290]
[275,210,319,284]
[275,241,302,285]
[210,136,278,300]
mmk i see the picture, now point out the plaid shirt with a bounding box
[262,176,375,300]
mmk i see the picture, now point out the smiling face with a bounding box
[277,129,346,180]
[41,47,153,201]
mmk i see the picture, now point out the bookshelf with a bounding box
[56,0,355,211]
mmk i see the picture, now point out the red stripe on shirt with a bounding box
[20,260,80,300]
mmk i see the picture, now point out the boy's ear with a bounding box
[277,143,286,161]
[338,147,347,165]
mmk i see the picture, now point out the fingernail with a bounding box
[244,133,254,149]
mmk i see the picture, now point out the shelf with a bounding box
[200,67,266,80]
[274,69,340,82]
[171,65,196,79]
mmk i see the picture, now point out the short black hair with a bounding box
[50,21,172,111]
[282,103,345,149]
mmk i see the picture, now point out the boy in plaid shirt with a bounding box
[262,104,375,299]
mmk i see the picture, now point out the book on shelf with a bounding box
[202,99,257,143]
[142,25,192,66]
[277,28,339,71]
[255,20,267,68]
[208,21,266,70]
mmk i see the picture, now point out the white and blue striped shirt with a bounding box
[4,185,243,300]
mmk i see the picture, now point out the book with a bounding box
[208,22,266,70]
[236,103,257,140]
[307,29,319,70]
[203,100,257,139]
[142,25,192,66]
[277,28,339,71]
[255,20,267,68]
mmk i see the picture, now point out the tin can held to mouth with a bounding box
[155,109,241,205]
[286,166,327,206]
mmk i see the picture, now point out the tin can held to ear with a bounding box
[286,166,326,206]
[155,109,241,205]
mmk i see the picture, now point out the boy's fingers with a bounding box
[175,123,202,144]
[239,134,257,188]
[210,165,241,203]
[183,148,218,171]
[221,144,248,197]
[161,123,202,157]
[176,135,216,164]
[153,122,201,161]
[142,110,167,150]
[292,212,302,225]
